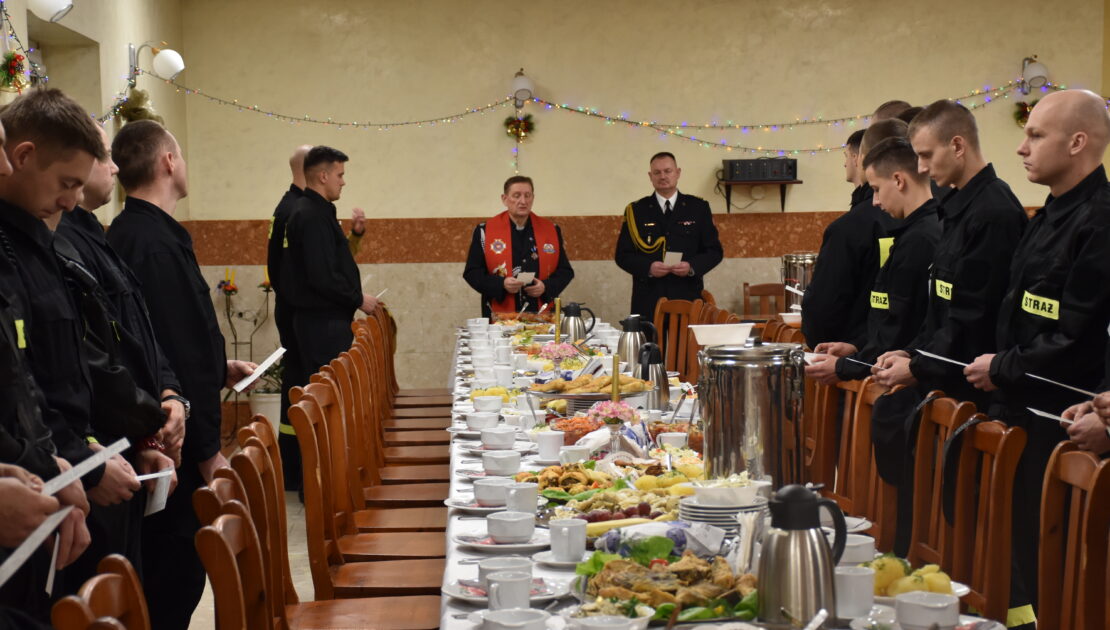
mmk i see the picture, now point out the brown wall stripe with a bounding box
[183,212,845,266]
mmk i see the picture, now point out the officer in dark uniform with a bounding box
[284,146,377,376]
[806,137,940,384]
[803,120,908,350]
[874,101,1027,408]
[108,120,256,630]
[615,152,723,319]
[963,90,1110,623]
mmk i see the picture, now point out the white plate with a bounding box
[679,496,767,512]
[443,498,507,514]
[455,468,517,481]
[874,581,971,606]
[465,443,536,456]
[452,530,551,552]
[531,550,589,568]
[527,456,562,466]
[441,577,569,605]
[821,516,873,534]
[446,427,482,439]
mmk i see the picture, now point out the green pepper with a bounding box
[733,609,755,621]
[651,604,676,621]
[541,488,572,501]
[571,488,602,502]
[677,607,716,622]
[734,590,759,616]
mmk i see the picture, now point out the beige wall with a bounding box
[179,0,1102,220]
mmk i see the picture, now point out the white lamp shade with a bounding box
[28,0,73,22]
[1023,60,1049,88]
[511,73,534,103]
[152,48,185,80]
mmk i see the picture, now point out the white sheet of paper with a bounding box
[41,438,130,496]
[785,284,805,297]
[232,347,286,393]
[1027,407,1074,425]
[803,352,823,365]
[375,287,389,299]
[361,274,374,288]
[144,473,172,516]
[915,349,969,368]
[135,467,175,483]
[516,272,535,284]
[0,506,73,589]
[789,304,802,311]
[663,252,683,266]
[45,534,59,595]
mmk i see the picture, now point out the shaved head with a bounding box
[1018,89,1110,195]
[289,144,312,188]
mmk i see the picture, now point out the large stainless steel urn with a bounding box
[781,251,818,310]
[696,340,804,487]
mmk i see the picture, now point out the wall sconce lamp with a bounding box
[511,68,534,108]
[28,0,73,22]
[1020,56,1049,95]
[129,41,185,86]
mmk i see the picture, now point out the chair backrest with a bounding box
[196,512,272,630]
[802,380,837,489]
[347,338,389,477]
[696,303,720,325]
[1037,442,1110,630]
[237,415,288,501]
[700,289,716,306]
[741,282,784,318]
[947,419,1026,623]
[333,351,378,489]
[907,394,977,570]
[52,555,150,630]
[193,467,249,527]
[652,298,703,381]
[760,319,784,342]
[820,379,879,516]
[776,326,806,345]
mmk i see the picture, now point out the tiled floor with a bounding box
[189,491,313,630]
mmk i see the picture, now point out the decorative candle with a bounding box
[554,297,561,343]
[264,267,269,284]
[611,353,620,402]
[224,267,229,282]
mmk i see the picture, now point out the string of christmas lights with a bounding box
[0,1,45,84]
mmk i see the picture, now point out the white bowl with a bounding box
[688,324,755,346]
[466,412,499,430]
[473,396,504,412]
[779,312,802,325]
[483,450,521,475]
[895,591,959,630]
[692,483,760,506]
[481,426,518,449]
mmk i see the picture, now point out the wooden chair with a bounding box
[700,289,716,306]
[197,512,441,630]
[193,467,249,529]
[947,419,1026,623]
[696,303,720,324]
[761,319,784,342]
[821,379,879,517]
[291,379,448,532]
[351,326,452,430]
[331,352,448,446]
[741,282,785,318]
[652,298,703,382]
[52,555,150,630]
[906,394,977,571]
[363,313,451,417]
[1037,442,1110,630]
[776,326,806,345]
[363,307,451,399]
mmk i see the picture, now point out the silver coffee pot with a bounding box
[637,342,669,410]
[758,484,847,628]
[616,314,656,375]
[558,302,595,343]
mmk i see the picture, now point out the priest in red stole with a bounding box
[463,176,575,318]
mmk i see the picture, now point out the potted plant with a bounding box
[248,357,283,434]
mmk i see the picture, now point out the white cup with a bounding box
[835,565,875,619]
[549,518,587,562]
[559,445,591,464]
[645,409,663,423]
[478,556,532,589]
[536,431,565,460]
[473,477,515,506]
[501,411,522,428]
[494,364,514,386]
[472,377,497,391]
[495,346,513,365]
[483,450,521,476]
[482,426,518,449]
[474,367,496,382]
[473,353,495,368]
[657,432,688,449]
[895,591,959,630]
[495,336,512,347]
[466,412,499,431]
[839,533,876,566]
[467,326,489,337]
[486,570,531,610]
[505,482,539,512]
[466,317,488,326]
[571,616,636,629]
[470,338,492,349]
[483,608,549,630]
[473,395,503,412]
[513,375,533,389]
[515,409,546,431]
[487,511,535,544]
[512,353,529,369]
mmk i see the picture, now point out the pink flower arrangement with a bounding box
[538,342,579,361]
[587,400,638,426]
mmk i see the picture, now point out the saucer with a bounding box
[441,576,569,605]
[443,498,506,514]
[455,468,517,481]
[452,529,550,552]
[527,456,562,466]
[531,549,589,568]
[447,427,482,439]
[821,516,873,534]
[465,443,535,456]
[874,581,970,606]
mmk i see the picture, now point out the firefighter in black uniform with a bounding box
[284,146,378,376]
[802,121,904,349]
[805,137,940,384]
[874,101,1027,408]
[963,90,1110,625]
[109,120,257,630]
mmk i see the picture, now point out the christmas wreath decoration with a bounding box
[504,113,534,142]
[1014,99,1038,128]
[1,51,24,91]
